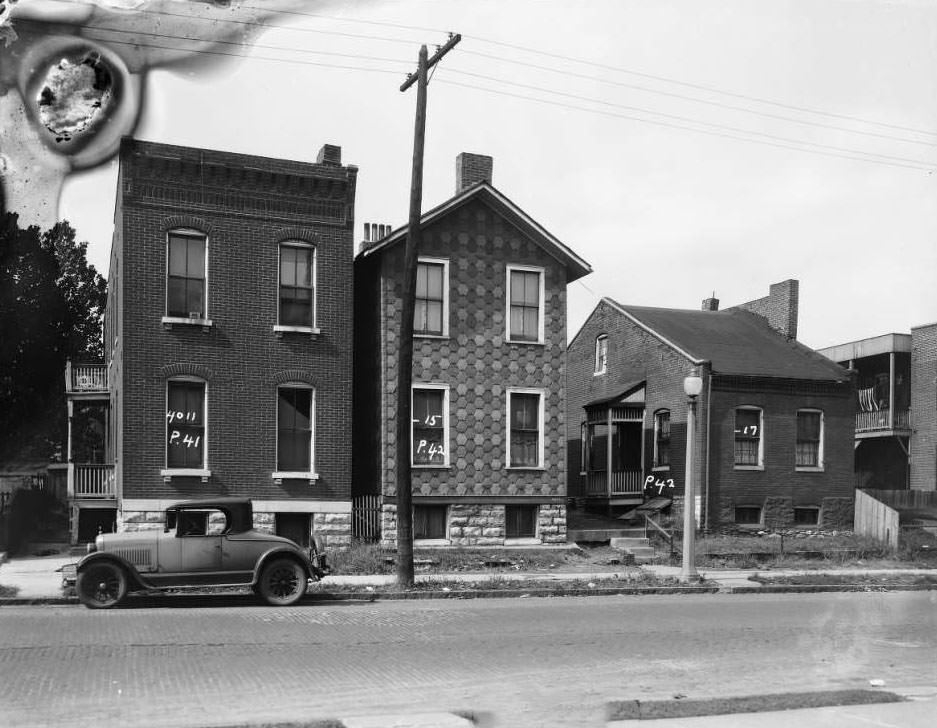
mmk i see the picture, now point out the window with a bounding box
[796,410,824,469]
[594,335,608,374]
[734,407,763,468]
[167,232,206,319]
[414,258,448,336]
[505,505,538,539]
[278,243,315,328]
[412,386,448,466]
[166,380,206,470]
[277,386,314,473]
[507,390,543,468]
[276,512,312,547]
[414,505,447,540]
[794,507,820,526]
[735,506,762,525]
[653,410,671,468]
[506,266,544,343]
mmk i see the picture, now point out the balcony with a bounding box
[855,408,911,436]
[69,464,116,499]
[66,362,108,396]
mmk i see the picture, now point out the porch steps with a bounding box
[610,536,656,563]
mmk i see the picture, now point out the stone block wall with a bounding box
[313,511,352,549]
[118,510,164,532]
[820,497,853,529]
[762,497,794,529]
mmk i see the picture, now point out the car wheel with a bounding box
[257,557,306,606]
[76,562,128,609]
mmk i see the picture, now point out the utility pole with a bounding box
[396,34,461,588]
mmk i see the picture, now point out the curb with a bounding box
[4,581,937,606]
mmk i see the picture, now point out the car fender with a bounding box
[76,552,151,590]
[251,547,311,586]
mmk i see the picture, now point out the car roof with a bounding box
[166,497,252,510]
[166,498,253,533]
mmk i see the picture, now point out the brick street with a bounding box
[2,591,936,727]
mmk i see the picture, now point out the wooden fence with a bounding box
[861,489,937,514]
[854,489,899,549]
[352,494,382,542]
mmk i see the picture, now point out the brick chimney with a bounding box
[702,296,719,311]
[456,152,493,193]
[730,279,800,339]
[317,144,341,165]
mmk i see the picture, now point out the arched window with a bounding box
[164,377,207,473]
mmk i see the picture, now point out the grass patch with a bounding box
[750,572,937,587]
[328,541,592,575]
[0,584,20,598]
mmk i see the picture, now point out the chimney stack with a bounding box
[702,295,719,312]
[317,144,342,165]
[362,222,391,243]
[456,152,493,193]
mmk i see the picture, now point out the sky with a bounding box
[5,0,937,350]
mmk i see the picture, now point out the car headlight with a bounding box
[86,541,97,554]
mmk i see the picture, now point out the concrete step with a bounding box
[610,537,657,563]
[610,537,650,549]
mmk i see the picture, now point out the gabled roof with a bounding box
[356,181,592,282]
[585,380,646,408]
[604,298,850,381]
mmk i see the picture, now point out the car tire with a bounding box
[257,557,307,606]
[76,562,128,609]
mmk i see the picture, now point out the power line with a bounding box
[443,68,936,168]
[439,79,933,172]
[460,49,937,148]
[468,36,937,138]
[239,3,449,35]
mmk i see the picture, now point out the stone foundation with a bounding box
[714,495,854,531]
[381,502,567,547]
[820,497,854,529]
[313,511,352,549]
[118,510,164,532]
[763,497,794,529]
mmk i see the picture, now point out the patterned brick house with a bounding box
[353,153,591,547]
[64,138,358,546]
[567,282,856,530]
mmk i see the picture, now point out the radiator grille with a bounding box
[112,548,153,568]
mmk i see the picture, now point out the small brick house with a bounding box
[65,138,358,546]
[353,153,591,546]
[567,281,856,530]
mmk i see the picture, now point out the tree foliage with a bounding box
[0,213,107,462]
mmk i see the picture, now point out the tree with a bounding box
[0,213,106,462]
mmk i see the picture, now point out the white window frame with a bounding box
[161,376,210,481]
[274,241,320,335]
[162,229,212,328]
[594,334,608,375]
[795,408,825,472]
[414,256,449,338]
[652,409,671,471]
[273,383,318,483]
[506,388,545,469]
[505,264,545,344]
[733,406,764,471]
[411,383,450,468]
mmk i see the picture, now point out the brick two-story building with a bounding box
[567,282,856,530]
[353,154,591,546]
[65,138,358,546]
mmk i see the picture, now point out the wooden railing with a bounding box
[66,362,108,393]
[855,409,910,433]
[584,470,644,496]
[72,464,116,498]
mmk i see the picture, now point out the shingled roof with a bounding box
[356,181,592,283]
[605,299,850,381]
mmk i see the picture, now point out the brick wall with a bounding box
[910,322,937,491]
[113,140,356,518]
[357,196,571,543]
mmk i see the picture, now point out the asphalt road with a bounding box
[1,591,935,727]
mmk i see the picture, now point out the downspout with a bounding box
[704,367,713,533]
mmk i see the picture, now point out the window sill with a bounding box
[795,466,825,473]
[274,325,321,338]
[412,463,450,469]
[414,333,448,340]
[414,538,450,547]
[506,465,545,471]
[652,466,671,472]
[273,471,319,485]
[506,338,545,346]
[734,465,764,471]
[162,316,213,331]
[504,537,541,546]
[593,370,607,377]
[161,468,211,483]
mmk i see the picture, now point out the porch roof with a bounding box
[584,380,646,408]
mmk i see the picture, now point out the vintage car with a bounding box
[74,498,328,608]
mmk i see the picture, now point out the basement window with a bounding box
[505,505,538,540]
[414,505,448,541]
[734,506,762,525]
[793,507,820,526]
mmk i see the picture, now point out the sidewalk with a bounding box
[1,551,935,604]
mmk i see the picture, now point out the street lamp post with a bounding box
[681,370,703,583]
